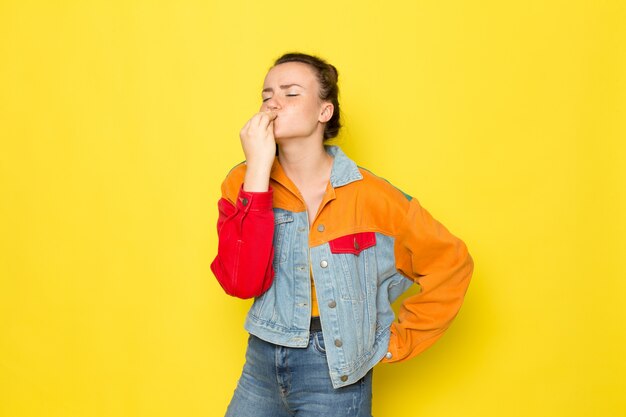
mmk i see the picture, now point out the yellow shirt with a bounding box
[310,265,319,317]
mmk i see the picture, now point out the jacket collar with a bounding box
[326,145,363,187]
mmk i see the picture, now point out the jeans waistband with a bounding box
[310,316,322,333]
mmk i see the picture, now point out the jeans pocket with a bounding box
[312,332,327,356]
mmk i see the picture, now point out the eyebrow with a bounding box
[262,84,304,93]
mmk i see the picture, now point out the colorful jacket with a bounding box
[211,145,473,388]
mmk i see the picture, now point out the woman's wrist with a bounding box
[243,163,272,192]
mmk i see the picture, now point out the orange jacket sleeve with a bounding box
[382,197,473,362]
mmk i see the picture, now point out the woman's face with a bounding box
[260,62,331,141]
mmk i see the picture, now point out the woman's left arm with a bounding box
[382,197,474,362]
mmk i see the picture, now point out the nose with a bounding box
[263,96,281,111]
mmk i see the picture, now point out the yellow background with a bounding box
[1,1,625,416]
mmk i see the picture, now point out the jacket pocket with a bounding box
[329,232,377,301]
[329,232,376,255]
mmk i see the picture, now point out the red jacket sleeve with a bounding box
[210,186,275,299]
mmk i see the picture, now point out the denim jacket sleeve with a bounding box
[210,175,276,299]
[382,197,474,362]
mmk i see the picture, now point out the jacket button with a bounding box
[340,375,348,382]
[334,339,343,347]
[385,352,393,360]
[241,198,248,206]
[317,224,325,232]
[320,260,328,268]
[327,300,336,308]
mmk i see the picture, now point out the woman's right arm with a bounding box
[210,110,278,299]
[210,184,275,299]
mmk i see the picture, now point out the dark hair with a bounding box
[273,52,341,140]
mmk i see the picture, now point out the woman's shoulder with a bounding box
[333,165,417,236]
[224,161,247,179]
[355,165,414,203]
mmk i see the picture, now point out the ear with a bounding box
[319,102,334,123]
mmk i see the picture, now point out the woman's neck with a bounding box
[277,140,333,186]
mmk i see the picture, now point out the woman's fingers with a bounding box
[266,110,278,121]
[239,110,277,173]
[240,111,277,147]
[241,112,268,137]
[255,110,277,129]
[265,119,274,135]
[240,118,252,136]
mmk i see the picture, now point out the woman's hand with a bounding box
[240,110,277,192]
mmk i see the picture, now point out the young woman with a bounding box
[211,52,473,417]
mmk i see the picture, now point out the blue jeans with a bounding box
[225,331,373,417]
